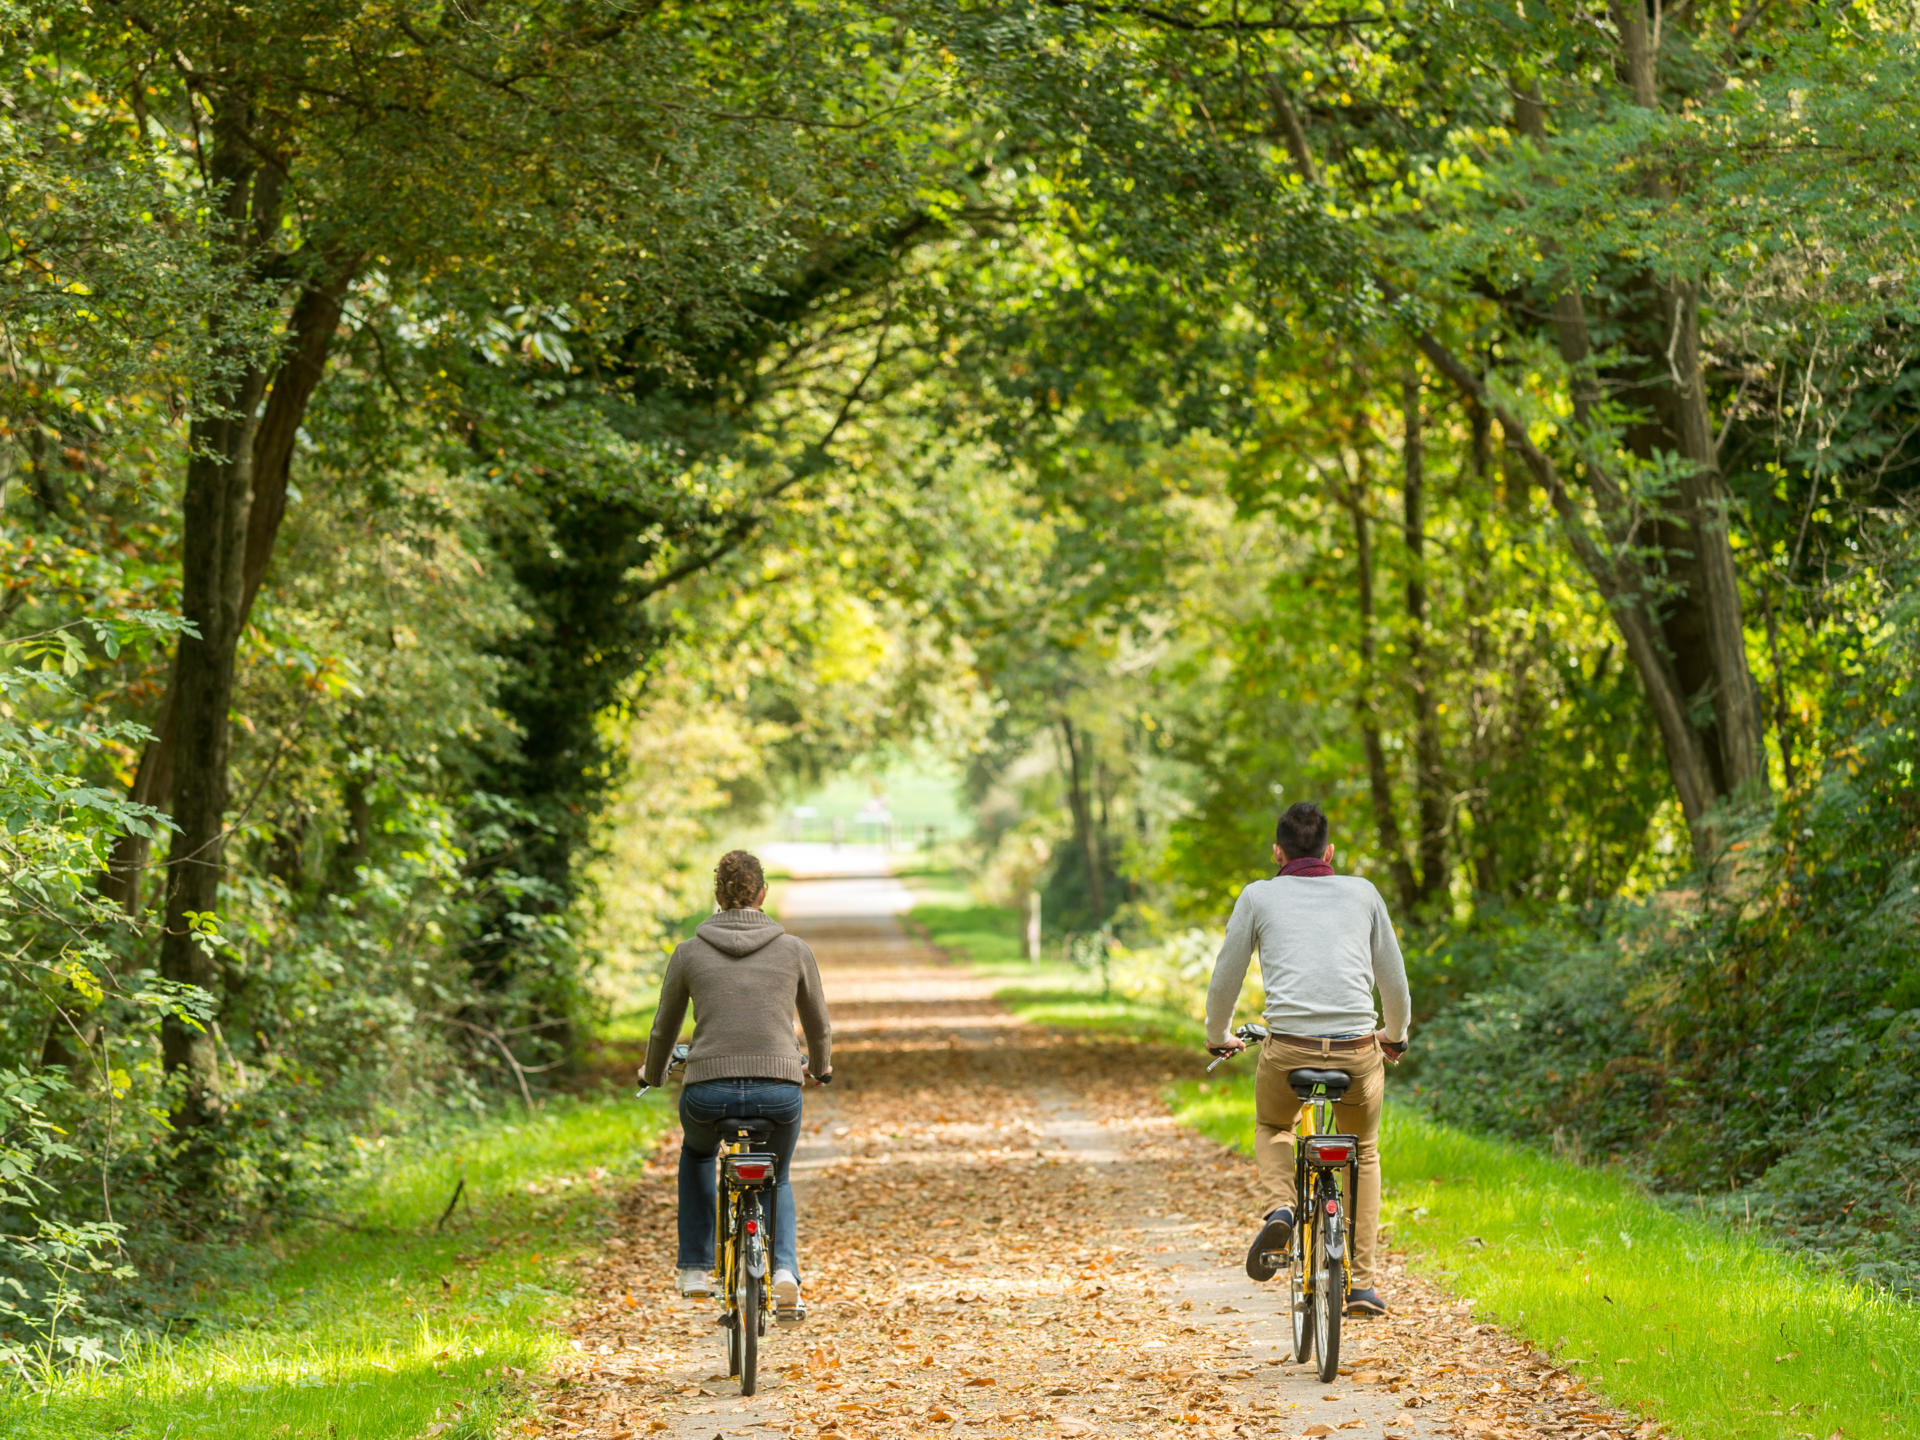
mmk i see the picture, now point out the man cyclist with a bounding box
[640,849,833,1312]
[1204,801,1411,1317]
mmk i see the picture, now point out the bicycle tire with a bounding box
[739,1264,760,1395]
[1316,1208,1342,1384]
[1290,1186,1314,1364]
[723,1233,745,1378]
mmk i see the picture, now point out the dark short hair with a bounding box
[714,850,766,909]
[1275,801,1329,859]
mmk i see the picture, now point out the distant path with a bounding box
[543,848,1638,1440]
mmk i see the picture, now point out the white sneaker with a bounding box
[677,1269,715,1298]
[771,1269,800,1309]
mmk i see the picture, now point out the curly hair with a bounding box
[714,850,766,910]
[1275,801,1329,859]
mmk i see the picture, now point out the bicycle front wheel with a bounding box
[1315,1208,1343,1383]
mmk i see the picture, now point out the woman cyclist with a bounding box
[640,850,833,1311]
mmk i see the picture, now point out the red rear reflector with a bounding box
[733,1162,770,1181]
[1326,1200,1338,1215]
[745,1220,758,1235]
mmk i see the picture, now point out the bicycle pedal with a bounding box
[775,1305,807,1325]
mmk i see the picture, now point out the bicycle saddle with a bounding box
[1288,1068,1352,1102]
[722,1116,777,1143]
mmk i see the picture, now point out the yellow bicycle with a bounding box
[715,1109,798,1394]
[1211,1022,1359,1383]
[640,1043,804,1397]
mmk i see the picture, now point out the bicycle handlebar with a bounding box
[635,1043,833,1096]
[1205,1021,1270,1072]
[1204,1022,1410,1072]
[636,1043,691,1098]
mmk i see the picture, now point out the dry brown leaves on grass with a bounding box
[532,916,1653,1440]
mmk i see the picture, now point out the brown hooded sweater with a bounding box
[641,908,832,1087]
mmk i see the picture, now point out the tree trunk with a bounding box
[1401,366,1449,906]
[1460,401,1500,893]
[1608,6,1769,803]
[1058,715,1107,925]
[1492,78,1739,851]
[157,107,284,1164]
[1341,457,1417,911]
[160,364,266,1147]
[102,262,355,913]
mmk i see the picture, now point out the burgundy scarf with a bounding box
[1277,854,1334,878]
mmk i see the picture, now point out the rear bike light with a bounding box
[1303,1135,1355,1165]
[732,1162,771,1181]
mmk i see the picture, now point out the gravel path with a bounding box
[539,851,1648,1440]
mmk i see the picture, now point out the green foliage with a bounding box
[1413,557,1920,1289]
[0,617,213,1375]
[0,1094,671,1438]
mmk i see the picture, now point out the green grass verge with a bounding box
[1172,1073,1920,1440]
[907,897,1205,1046]
[8,1095,673,1440]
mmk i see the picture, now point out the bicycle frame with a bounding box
[1294,1086,1360,1299]
[717,1139,776,1311]
[715,1127,778,1392]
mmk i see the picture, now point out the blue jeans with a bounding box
[677,1079,802,1280]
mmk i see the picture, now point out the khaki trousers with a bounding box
[1253,1034,1385,1290]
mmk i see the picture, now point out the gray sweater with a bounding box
[1204,874,1412,1047]
[642,910,833,1087]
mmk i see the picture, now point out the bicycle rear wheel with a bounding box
[1290,1199,1314,1364]
[738,1265,760,1395]
[723,1234,742,1379]
[1315,1208,1342,1383]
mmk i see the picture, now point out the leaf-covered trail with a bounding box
[543,854,1646,1440]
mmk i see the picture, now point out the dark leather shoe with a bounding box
[1244,1208,1293,1282]
[1345,1286,1387,1316]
